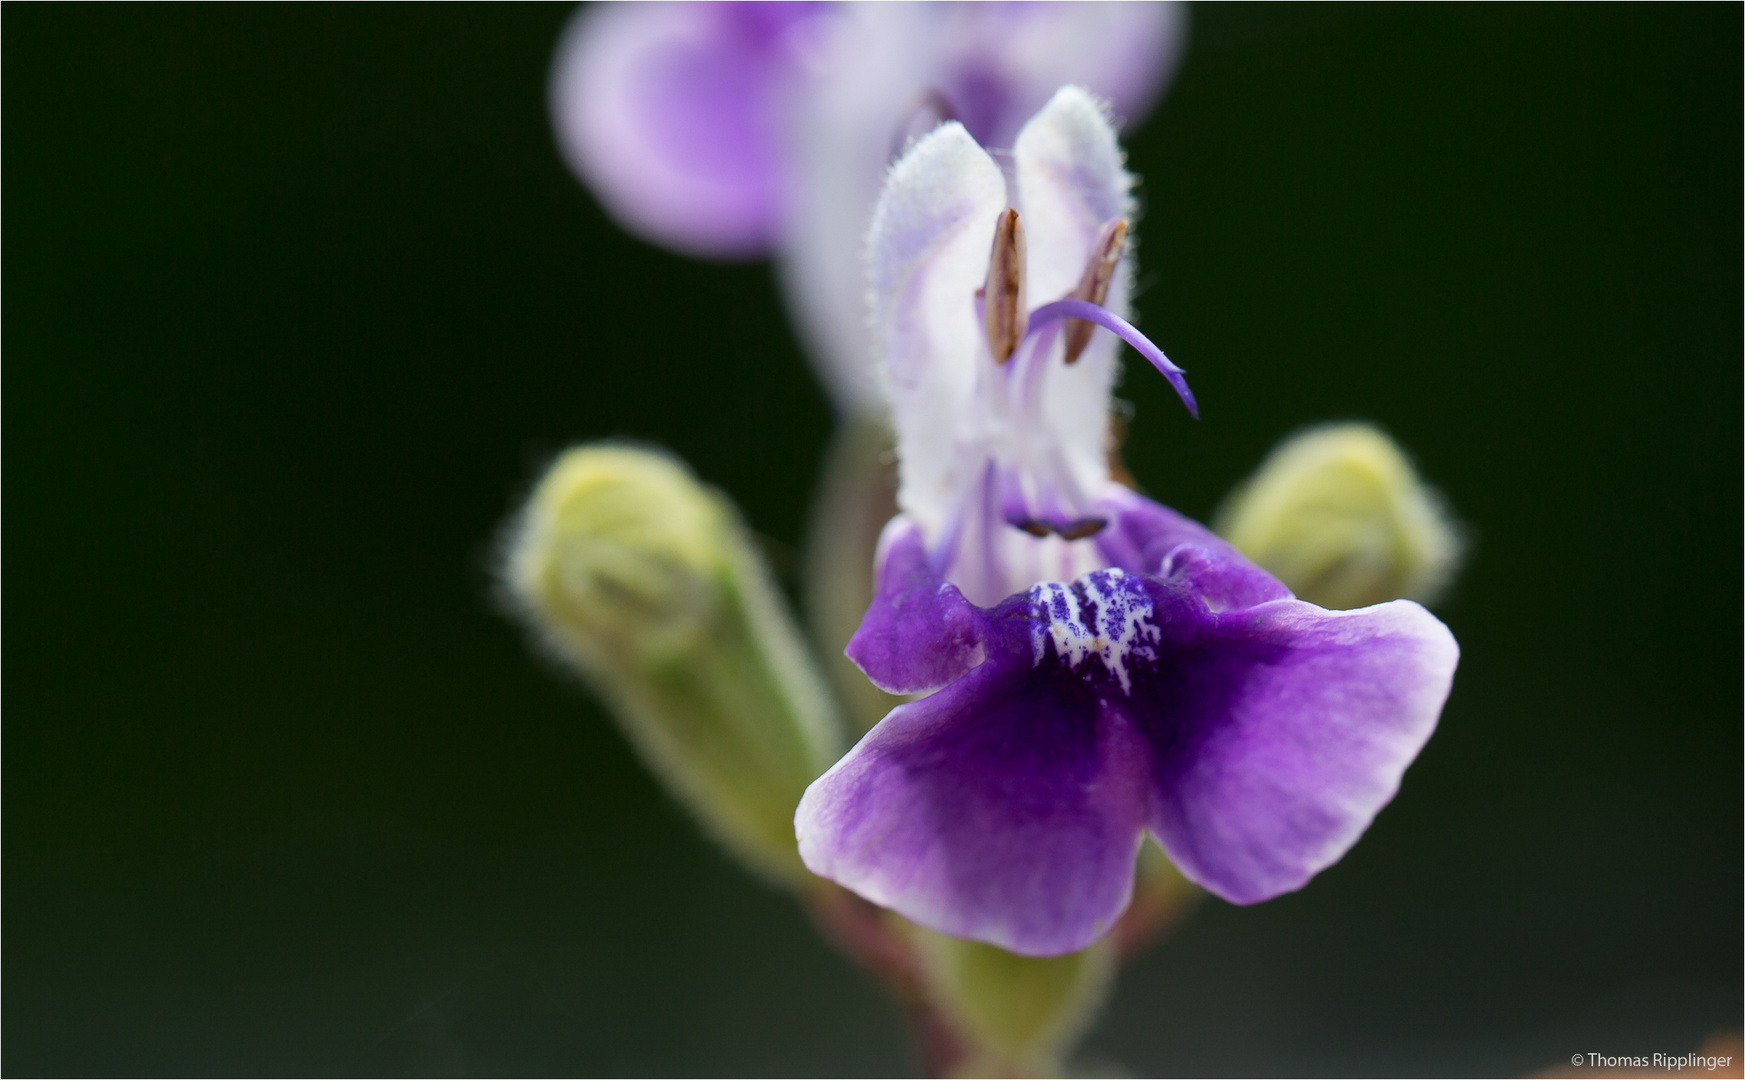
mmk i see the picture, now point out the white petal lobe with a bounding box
[1013,88,1138,517]
[867,123,1008,545]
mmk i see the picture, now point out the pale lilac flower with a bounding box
[550,1,1186,414]
[793,89,1459,957]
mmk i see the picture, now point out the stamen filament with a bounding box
[1027,298,1199,419]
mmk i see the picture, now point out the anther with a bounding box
[1057,518,1109,540]
[1009,517,1108,540]
[983,208,1028,363]
[1063,217,1129,364]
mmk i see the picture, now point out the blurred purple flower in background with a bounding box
[551,1,1186,414]
[792,90,1460,957]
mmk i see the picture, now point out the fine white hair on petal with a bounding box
[991,4,1188,147]
[1014,87,1135,302]
[1013,87,1138,506]
[867,123,1008,547]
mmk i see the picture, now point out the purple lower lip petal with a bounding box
[803,492,1457,956]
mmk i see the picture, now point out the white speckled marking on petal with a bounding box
[1028,568,1159,693]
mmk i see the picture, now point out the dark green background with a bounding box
[7,4,1740,1075]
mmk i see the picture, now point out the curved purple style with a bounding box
[1029,299,1199,419]
[797,492,1458,957]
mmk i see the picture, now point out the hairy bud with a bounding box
[1216,423,1462,610]
[503,445,841,882]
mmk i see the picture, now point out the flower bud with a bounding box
[1216,423,1462,610]
[503,444,842,884]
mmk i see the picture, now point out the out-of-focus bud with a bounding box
[1215,423,1462,610]
[910,927,1116,1078]
[803,418,906,735]
[503,444,842,884]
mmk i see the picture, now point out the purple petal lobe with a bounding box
[550,3,820,259]
[809,492,1457,954]
[798,625,1153,957]
[846,517,987,695]
[1096,486,1291,611]
[1134,588,1459,904]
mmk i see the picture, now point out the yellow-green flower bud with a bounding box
[503,445,842,884]
[1215,423,1462,610]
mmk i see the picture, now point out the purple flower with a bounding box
[551,1,1187,414]
[793,88,1459,957]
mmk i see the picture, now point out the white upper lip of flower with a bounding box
[549,3,1189,416]
[867,87,1144,606]
[782,5,1188,417]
